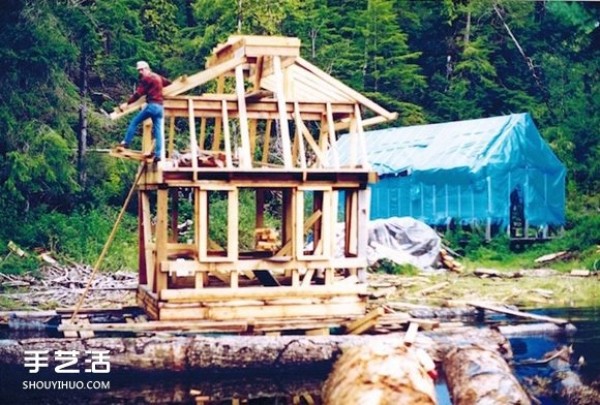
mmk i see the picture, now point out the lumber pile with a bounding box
[439,248,464,272]
[255,227,280,252]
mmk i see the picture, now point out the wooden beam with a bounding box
[160,284,367,302]
[296,57,396,120]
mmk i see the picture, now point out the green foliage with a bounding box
[373,258,419,276]
[0,0,597,274]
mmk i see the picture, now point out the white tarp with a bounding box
[336,216,441,270]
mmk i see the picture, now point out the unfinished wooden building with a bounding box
[111,35,397,326]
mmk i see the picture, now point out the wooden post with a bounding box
[212,75,224,151]
[273,56,293,168]
[261,120,272,165]
[170,189,179,243]
[141,192,154,289]
[294,102,307,169]
[138,192,147,285]
[235,64,251,169]
[188,99,198,179]
[199,117,206,150]
[221,100,233,168]
[167,117,175,158]
[256,189,265,229]
[326,103,339,168]
[155,188,169,293]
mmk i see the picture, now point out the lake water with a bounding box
[0,307,598,404]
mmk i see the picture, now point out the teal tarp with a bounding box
[334,113,566,227]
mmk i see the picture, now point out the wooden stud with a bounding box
[256,189,265,229]
[212,75,225,151]
[142,118,152,155]
[294,101,307,169]
[345,190,358,256]
[249,119,257,160]
[273,56,293,168]
[253,56,264,91]
[170,189,179,243]
[188,99,199,179]
[199,117,206,150]
[235,64,251,169]
[261,119,272,164]
[167,117,175,158]
[354,103,370,169]
[326,103,339,168]
[227,188,239,261]
[221,100,233,168]
[141,192,154,289]
[155,188,169,293]
[301,268,315,287]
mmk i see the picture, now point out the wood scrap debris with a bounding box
[0,264,137,309]
[534,250,570,264]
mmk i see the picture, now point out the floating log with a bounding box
[497,322,577,337]
[322,343,437,405]
[0,326,511,372]
[443,344,531,405]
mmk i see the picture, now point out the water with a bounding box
[0,307,598,404]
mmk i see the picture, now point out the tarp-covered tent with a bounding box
[333,113,566,235]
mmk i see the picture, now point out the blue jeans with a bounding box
[123,103,164,158]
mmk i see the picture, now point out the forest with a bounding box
[0,0,598,272]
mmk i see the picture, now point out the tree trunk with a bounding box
[443,344,531,405]
[0,326,510,372]
[78,48,88,185]
[322,344,437,404]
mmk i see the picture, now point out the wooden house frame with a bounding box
[111,35,397,323]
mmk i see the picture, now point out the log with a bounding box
[322,343,437,405]
[497,322,577,337]
[0,326,511,372]
[443,344,531,405]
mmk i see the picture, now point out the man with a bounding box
[118,61,171,162]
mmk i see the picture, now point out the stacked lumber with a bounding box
[255,227,280,252]
[439,248,464,272]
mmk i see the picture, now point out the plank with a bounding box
[466,301,569,325]
[344,307,384,335]
[160,284,367,302]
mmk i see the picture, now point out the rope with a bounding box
[70,163,145,322]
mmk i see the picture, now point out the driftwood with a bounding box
[0,326,511,372]
[322,343,437,404]
[443,344,531,405]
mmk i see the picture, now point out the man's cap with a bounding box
[136,61,150,70]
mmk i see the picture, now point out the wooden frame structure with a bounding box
[110,35,397,323]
